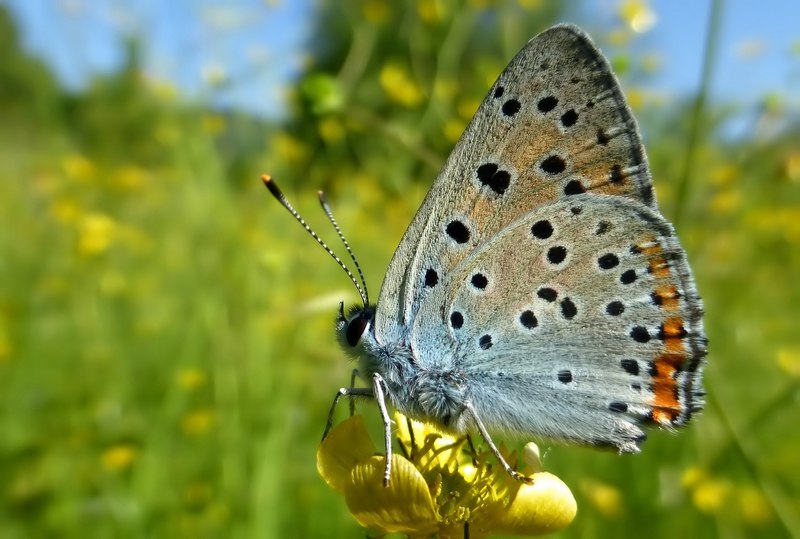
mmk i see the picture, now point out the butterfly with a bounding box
[265,24,706,485]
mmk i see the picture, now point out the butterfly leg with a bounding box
[464,402,533,484]
[319,374,394,486]
[348,369,360,417]
[371,373,394,487]
[321,386,374,442]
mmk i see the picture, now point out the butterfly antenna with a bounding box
[317,191,370,307]
[261,175,369,307]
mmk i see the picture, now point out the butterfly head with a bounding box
[337,302,375,349]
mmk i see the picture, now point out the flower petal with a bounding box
[316,415,377,493]
[395,412,465,473]
[494,472,577,536]
[345,454,438,535]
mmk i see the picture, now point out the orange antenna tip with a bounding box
[261,174,285,201]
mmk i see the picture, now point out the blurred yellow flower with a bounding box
[150,80,178,102]
[113,165,148,191]
[625,88,645,110]
[746,206,800,244]
[182,410,215,436]
[418,0,443,23]
[710,189,742,215]
[434,79,458,100]
[692,477,731,514]
[710,164,738,187]
[783,152,800,182]
[641,52,662,74]
[444,118,467,143]
[580,478,623,518]
[608,29,633,47]
[738,486,773,526]
[50,197,81,224]
[777,348,800,378]
[681,466,708,489]
[517,0,543,10]
[363,0,390,24]
[380,64,424,108]
[62,154,95,183]
[202,64,227,87]
[270,132,309,165]
[619,0,657,33]
[318,117,345,143]
[457,98,480,121]
[177,368,208,391]
[77,212,117,256]
[102,445,138,471]
[202,114,227,135]
[317,414,576,537]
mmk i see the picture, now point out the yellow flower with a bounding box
[77,212,117,256]
[363,0,390,24]
[317,413,576,537]
[710,164,738,187]
[113,165,148,191]
[418,0,443,23]
[625,88,645,110]
[182,410,215,436]
[458,98,480,121]
[710,188,742,215]
[202,64,227,87]
[619,0,657,33]
[380,64,424,108]
[202,113,227,135]
[692,477,731,514]
[102,445,138,471]
[777,348,800,377]
[62,154,95,182]
[784,152,800,182]
[176,368,207,391]
[738,486,773,526]
[580,478,623,518]
[318,117,345,143]
[270,133,309,165]
[517,0,542,10]
[50,197,81,224]
[443,118,467,143]
[150,79,178,102]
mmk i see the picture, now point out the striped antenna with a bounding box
[261,175,369,307]
[317,191,370,307]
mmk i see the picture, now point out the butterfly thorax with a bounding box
[337,303,469,430]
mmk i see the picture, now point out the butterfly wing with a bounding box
[375,24,656,344]
[410,195,705,450]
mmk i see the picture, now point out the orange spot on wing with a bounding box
[661,316,687,355]
[648,256,670,278]
[654,285,680,310]
[651,408,678,424]
[634,243,690,425]
[648,349,685,425]
[633,239,671,279]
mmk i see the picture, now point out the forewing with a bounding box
[375,24,655,344]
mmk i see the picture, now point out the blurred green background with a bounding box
[1,0,799,537]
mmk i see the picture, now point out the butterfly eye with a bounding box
[345,314,370,347]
